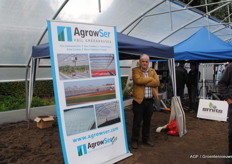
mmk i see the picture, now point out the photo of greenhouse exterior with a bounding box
[2,0,232,164]
[64,78,116,105]
[58,53,90,80]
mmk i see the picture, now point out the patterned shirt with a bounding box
[142,68,153,99]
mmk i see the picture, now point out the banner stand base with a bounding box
[103,152,133,164]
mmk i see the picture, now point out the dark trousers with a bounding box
[177,88,185,102]
[188,86,198,111]
[131,99,154,143]
[228,104,232,155]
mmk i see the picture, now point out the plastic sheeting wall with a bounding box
[1,0,232,81]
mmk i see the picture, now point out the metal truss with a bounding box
[120,0,232,43]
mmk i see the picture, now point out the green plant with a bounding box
[0,95,25,111]
[123,83,133,100]
[0,95,55,112]
[31,96,51,107]
[121,76,128,90]
[0,82,25,96]
[0,80,55,112]
[33,80,54,98]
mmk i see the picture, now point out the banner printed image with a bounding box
[95,101,121,128]
[90,53,116,77]
[64,78,116,106]
[57,53,90,80]
[48,21,131,164]
[64,105,96,136]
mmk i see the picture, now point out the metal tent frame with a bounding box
[1,0,232,82]
[24,0,232,120]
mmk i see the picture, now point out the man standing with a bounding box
[131,54,160,149]
[187,62,201,113]
[176,61,188,103]
[218,63,232,163]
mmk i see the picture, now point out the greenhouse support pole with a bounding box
[26,58,38,120]
[25,0,69,121]
[168,58,176,97]
[120,0,166,33]
[158,2,231,43]
[202,64,206,99]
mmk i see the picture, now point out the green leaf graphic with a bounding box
[209,102,213,108]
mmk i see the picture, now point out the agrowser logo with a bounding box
[77,144,87,156]
[57,26,111,42]
[76,136,117,156]
[202,102,223,113]
[57,26,72,42]
[74,28,111,38]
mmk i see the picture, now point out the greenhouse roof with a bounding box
[1,0,232,81]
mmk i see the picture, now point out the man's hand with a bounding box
[227,98,232,104]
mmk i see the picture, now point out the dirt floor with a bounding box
[0,104,229,164]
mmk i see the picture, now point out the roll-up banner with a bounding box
[47,20,132,164]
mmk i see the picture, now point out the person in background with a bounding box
[218,62,232,164]
[131,54,160,149]
[187,62,201,113]
[175,61,188,103]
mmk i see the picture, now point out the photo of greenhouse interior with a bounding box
[1,0,232,164]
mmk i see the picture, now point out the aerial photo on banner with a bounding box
[64,78,116,106]
[57,53,90,80]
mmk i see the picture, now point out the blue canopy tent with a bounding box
[228,42,232,46]
[26,33,188,137]
[174,27,232,102]
[31,33,174,59]
[26,32,176,120]
[174,27,232,62]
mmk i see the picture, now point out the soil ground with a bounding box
[0,104,229,164]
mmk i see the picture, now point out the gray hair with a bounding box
[140,54,150,61]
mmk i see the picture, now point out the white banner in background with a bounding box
[197,99,228,122]
[47,20,131,164]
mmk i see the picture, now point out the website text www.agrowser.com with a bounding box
[72,127,119,143]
